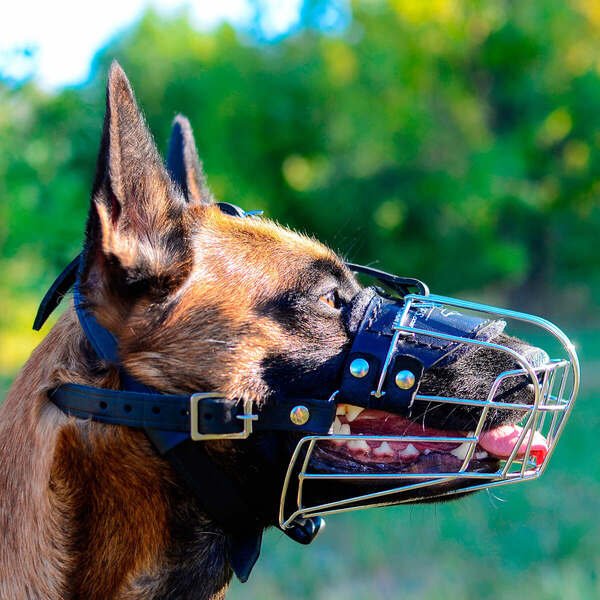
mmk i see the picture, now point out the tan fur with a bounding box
[0,310,173,598]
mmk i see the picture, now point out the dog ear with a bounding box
[166,114,213,205]
[82,61,191,301]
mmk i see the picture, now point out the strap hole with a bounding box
[180,409,188,416]
[124,404,132,413]
[99,401,108,410]
[152,406,160,414]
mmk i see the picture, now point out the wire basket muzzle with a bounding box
[279,293,580,530]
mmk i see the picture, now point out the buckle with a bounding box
[189,394,258,441]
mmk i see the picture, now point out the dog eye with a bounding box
[319,290,341,310]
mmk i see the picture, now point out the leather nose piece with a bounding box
[343,287,377,335]
[523,346,549,369]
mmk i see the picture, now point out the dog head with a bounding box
[79,63,559,530]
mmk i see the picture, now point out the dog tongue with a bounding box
[478,425,548,462]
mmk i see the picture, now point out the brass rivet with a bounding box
[290,405,310,426]
[395,370,416,390]
[349,358,370,378]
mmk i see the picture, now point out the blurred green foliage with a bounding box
[1,2,599,597]
[3,1,600,302]
[2,2,600,366]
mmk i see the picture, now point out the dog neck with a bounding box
[0,305,233,600]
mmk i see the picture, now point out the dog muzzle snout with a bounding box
[337,285,508,416]
[278,267,580,532]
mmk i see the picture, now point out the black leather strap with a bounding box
[216,202,248,217]
[160,436,265,582]
[33,253,81,331]
[51,384,193,430]
[346,263,429,297]
[51,383,336,436]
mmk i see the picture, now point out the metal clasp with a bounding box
[189,394,258,441]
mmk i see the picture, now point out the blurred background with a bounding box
[1,0,598,597]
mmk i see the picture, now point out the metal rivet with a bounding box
[349,358,370,378]
[290,405,310,426]
[395,370,416,390]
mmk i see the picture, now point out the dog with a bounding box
[0,62,556,599]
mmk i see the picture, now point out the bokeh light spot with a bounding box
[374,200,404,230]
[537,108,572,147]
[563,140,590,172]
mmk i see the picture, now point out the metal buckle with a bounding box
[189,394,258,441]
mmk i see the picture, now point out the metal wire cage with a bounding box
[279,293,580,530]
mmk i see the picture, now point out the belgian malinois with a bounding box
[0,62,572,599]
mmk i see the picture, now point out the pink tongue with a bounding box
[478,425,548,462]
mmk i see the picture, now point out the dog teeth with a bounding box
[450,442,472,460]
[475,451,488,460]
[398,444,419,458]
[373,442,395,458]
[339,424,351,435]
[345,405,364,422]
[335,403,364,422]
[347,439,370,453]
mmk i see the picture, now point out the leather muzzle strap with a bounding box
[338,290,506,415]
[50,384,336,436]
